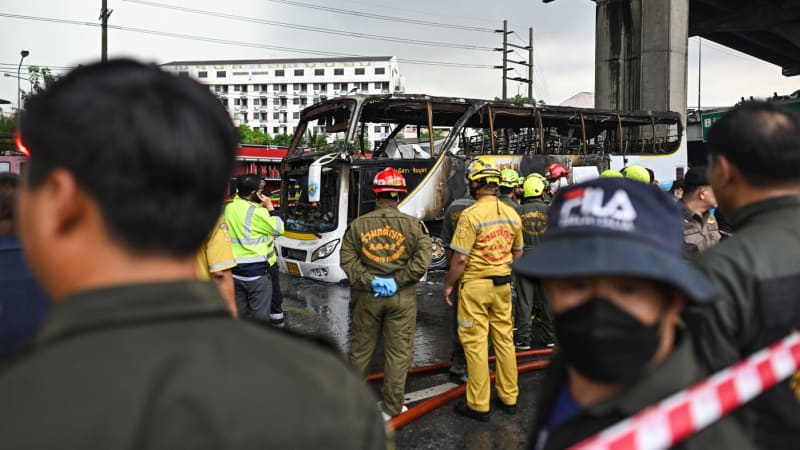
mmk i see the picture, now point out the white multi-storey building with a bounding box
[162,56,405,141]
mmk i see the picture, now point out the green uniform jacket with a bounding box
[516,198,549,251]
[685,195,800,449]
[530,331,756,450]
[441,196,476,250]
[340,204,432,296]
[0,281,386,450]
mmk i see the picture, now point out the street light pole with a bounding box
[17,49,29,111]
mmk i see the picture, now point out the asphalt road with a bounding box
[281,270,546,450]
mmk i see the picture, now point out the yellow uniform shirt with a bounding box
[196,217,237,280]
[450,195,523,281]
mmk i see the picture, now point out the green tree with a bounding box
[305,130,328,149]
[272,133,293,146]
[20,66,61,107]
[237,125,272,145]
[0,111,19,133]
[419,129,444,139]
[494,95,544,105]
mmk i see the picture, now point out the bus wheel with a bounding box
[429,235,447,270]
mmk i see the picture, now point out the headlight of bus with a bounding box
[311,239,340,262]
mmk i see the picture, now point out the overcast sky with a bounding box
[1,0,797,112]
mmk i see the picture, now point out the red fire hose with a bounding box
[367,348,553,381]
[387,359,551,431]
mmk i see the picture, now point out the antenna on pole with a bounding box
[100,0,114,62]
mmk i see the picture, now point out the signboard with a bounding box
[702,99,800,142]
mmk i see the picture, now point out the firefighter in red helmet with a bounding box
[340,167,432,421]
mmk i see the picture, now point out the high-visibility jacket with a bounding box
[224,196,283,267]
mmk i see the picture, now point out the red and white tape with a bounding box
[570,331,800,450]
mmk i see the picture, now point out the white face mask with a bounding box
[550,181,560,192]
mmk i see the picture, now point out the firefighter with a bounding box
[546,163,569,194]
[340,167,432,421]
[621,164,652,184]
[499,168,521,207]
[515,177,754,450]
[444,157,523,421]
[512,174,553,350]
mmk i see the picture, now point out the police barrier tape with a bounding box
[570,331,800,450]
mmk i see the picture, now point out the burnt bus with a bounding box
[276,94,684,283]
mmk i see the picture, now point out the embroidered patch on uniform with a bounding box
[706,216,717,224]
[360,225,407,263]
[219,222,231,243]
[521,211,548,236]
[479,227,515,263]
[458,320,473,327]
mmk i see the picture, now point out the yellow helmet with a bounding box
[466,156,501,184]
[600,169,624,178]
[522,174,546,198]
[621,165,651,184]
[499,168,520,188]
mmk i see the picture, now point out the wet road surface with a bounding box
[280,270,546,450]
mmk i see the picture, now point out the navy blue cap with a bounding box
[513,177,717,303]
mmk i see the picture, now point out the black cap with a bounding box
[513,178,717,303]
[683,167,709,187]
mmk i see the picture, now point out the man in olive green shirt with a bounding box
[0,59,385,450]
[686,101,800,450]
[341,168,432,420]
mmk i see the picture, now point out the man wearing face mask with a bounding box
[514,177,754,450]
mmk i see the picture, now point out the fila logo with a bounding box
[559,187,637,230]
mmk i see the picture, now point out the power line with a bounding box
[0,12,495,70]
[264,0,496,33]
[333,0,506,28]
[123,0,495,52]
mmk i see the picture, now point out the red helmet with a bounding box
[372,167,408,194]
[547,163,569,181]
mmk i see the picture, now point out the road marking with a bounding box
[403,382,460,404]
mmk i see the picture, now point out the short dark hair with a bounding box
[19,59,237,256]
[707,101,800,186]
[236,174,260,199]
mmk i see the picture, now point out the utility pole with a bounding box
[502,20,508,99]
[528,27,534,101]
[494,21,513,100]
[100,0,113,62]
[697,37,701,111]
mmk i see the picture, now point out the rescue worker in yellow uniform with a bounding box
[512,174,553,350]
[444,157,523,421]
[340,167,432,421]
[196,217,237,316]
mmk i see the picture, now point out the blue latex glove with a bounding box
[371,277,388,297]
[374,276,397,297]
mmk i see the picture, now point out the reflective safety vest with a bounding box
[224,196,283,266]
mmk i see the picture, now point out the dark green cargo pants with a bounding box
[348,286,416,416]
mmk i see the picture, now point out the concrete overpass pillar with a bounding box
[595,0,689,124]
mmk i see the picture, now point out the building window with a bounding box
[374,126,382,133]
[178,71,189,77]
[216,71,226,78]
[300,97,307,106]
[333,82,342,91]
[274,84,281,91]
[198,71,208,78]
[234,85,241,92]
[334,68,344,76]
[355,68,365,75]
[360,82,369,91]
[275,69,285,77]
[273,112,280,120]
[254,98,260,106]
[293,98,300,105]
[293,112,300,120]
[294,69,304,76]
[280,98,287,106]
[273,127,280,134]
[314,68,324,76]
[375,67,385,75]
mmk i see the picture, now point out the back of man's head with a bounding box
[19,59,237,256]
[707,101,800,187]
[236,174,260,199]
